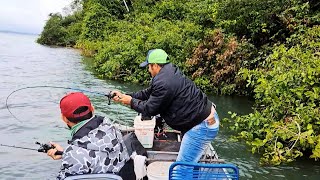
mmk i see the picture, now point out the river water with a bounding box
[0,32,319,179]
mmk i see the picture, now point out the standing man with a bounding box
[47,92,134,179]
[112,49,219,163]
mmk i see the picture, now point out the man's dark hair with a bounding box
[158,63,166,68]
[67,106,93,123]
[151,63,167,68]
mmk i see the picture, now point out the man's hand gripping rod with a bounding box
[105,91,116,105]
[36,142,63,155]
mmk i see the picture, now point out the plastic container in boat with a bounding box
[147,161,172,180]
[134,115,156,148]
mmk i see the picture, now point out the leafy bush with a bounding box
[37,13,67,46]
[37,7,83,46]
[90,16,203,84]
[215,0,319,47]
[228,26,320,165]
[185,29,256,95]
[80,2,112,41]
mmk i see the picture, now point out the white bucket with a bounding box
[147,161,172,180]
[134,115,156,148]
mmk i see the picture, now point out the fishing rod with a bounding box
[0,144,38,151]
[0,141,63,155]
[5,85,116,122]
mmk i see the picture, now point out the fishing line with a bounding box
[0,143,38,151]
[5,85,112,123]
[0,142,63,155]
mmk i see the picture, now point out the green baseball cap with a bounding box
[139,49,169,67]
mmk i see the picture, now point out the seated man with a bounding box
[47,92,134,180]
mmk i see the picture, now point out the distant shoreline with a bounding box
[0,30,38,36]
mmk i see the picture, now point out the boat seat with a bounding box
[64,173,123,180]
[169,162,239,180]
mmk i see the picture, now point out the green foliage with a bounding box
[80,2,112,41]
[152,0,218,28]
[65,21,82,46]
[89,16,203,83]
[37,13,67,46]
[229,26,320,165]
[37,4,83,46]
[76,0,208,84]
[64,12,83,46]
[130,0,158,13]
[38,0,320,165]
[91,0,127,19]
[215,0,317,47]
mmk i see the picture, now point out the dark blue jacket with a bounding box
[130,63,212,133]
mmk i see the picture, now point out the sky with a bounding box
[0,0,73,34]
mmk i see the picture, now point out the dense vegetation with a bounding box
[38,0,320,165]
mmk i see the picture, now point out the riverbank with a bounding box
[37,0,320,167]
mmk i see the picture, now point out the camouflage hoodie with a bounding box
[57,115,130,179]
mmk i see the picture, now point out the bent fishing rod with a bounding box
[4,86,117,155]
[0,142,63,155]
[5,85,116,122]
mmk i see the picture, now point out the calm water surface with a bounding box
[0,32,319,179]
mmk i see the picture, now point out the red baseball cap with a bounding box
[60,92,92,118]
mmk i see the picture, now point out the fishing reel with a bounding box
[154,116,168,140]
[35,142,63,155]
[105,91,117,105]
[36,141,53,153]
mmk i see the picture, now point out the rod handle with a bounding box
[55,151,63,155]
